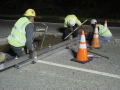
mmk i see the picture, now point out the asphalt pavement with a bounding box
[0,19,120,90]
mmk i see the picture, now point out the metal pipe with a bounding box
[40,23,48,50]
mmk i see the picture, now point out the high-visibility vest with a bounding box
[64,14,81,27]
[98,24,112,37]
[8,17,32,47]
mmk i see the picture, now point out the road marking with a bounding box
[37,60,120,79]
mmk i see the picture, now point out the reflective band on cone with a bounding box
[91,24,101,48]
[71,30,89,63]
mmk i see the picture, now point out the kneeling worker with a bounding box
[87,19,112,45]
[7,9,37,59]
[63,14,85,41]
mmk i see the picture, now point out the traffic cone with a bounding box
[91,24,101,48]
[72,30,88,63]
[104,20,107,28]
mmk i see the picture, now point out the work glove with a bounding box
[29,50,38,59]
[29,50,34,59]
[69,27,74,32]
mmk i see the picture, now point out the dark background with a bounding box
[0,0,120,20]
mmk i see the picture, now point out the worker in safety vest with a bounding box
[7,9,37,59]
[0,52,15,63]
[86,19,112,45]
[63,14,85,41]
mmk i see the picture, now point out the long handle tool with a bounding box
[64,19,87,40]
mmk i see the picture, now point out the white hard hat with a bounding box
[68,18,75,27]
[90,19,97,24]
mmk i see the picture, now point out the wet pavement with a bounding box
[0,19,120,90]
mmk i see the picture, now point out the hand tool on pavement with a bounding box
[88,54,101,59]
[88,49,109,59]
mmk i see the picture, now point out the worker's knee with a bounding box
[0,52,5,63]
[0,52,15,63]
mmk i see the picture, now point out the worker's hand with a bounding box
[29,50,34,59]
[69,27,74,32]
[29,50,38,59]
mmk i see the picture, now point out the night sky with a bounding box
[0,0,120,19]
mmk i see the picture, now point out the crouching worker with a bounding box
[86,19,112,45]
[63,14,85,41]
[0,52,15,63]
[7,9,37,59]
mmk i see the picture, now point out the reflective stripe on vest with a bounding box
[8,17,32,47]
[13,21,30,35]
[98,24,112,37]
[10,33,26,45]
[11,21,30,43]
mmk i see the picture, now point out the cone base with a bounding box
[91,46,101,49]
[71,57,93,64]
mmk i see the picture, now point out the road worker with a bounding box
[63,14,86,41]
[86,19,112,45]
[0,52,15,63]
[7,9,37,59]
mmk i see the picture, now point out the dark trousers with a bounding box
[86,31,94,45]
[10,45,26,57]
[63,24,78,41]
[5,53,15,62]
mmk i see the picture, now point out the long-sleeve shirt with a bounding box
[25,23,34,51]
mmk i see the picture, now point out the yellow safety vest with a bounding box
[64,14,82,27]
[98,24,112,37]
[8,17,32,47]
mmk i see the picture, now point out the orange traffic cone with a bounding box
[72,30,88,63]
[104,20,107,28]
[91,24,101,48]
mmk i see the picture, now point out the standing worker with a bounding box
[7,9,37,59]
[63,14,86,41]
[87,19,112,45]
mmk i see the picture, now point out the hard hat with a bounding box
[90,19,97,24]
[0,52,5,63]
[24,9,36,17]
[68,18,75,27]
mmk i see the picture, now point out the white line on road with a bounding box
[37,60,120,79]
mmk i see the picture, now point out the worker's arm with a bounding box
[81,25,86,33]
[25,23,35,59]
[64,19,68,28]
